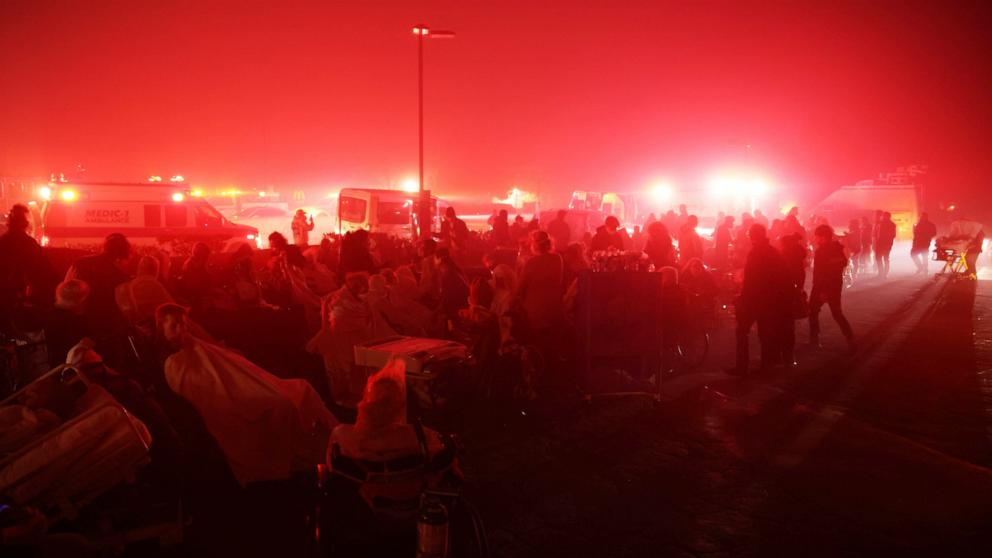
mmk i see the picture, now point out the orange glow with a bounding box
[60,189,78,202]
[172,192,185,202]
[400,178,420,192]
[38,186,52,200]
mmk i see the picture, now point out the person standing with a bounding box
[547,209,572,252]
[643,221,675,270]
[678,215,703,265]
[291,209,315,247]
[440,206,469,252]
[859,216,874,274]
[732,224,790,375]
[809,225,855,351]
[874,212,897,278]
[911,212,937,275]
[713,216,734,270]
[590,216,624,252]
[844,219,862,276]
[65,233,132,365]
[778,233,807,367]
[0,204,57,330]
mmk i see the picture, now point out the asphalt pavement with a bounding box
[461,266,992,557]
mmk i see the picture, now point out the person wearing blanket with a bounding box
[156,303,336,486]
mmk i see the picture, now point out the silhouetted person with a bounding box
[440,206,469,251]
[43,279,90,367]
[778,233,806,366]
[844,219,862,275]
[65,233,131,364]
[733,224,790,374]
[874,211,897,278]
[809,225,855,351]
[338,230,375,275]
[547,209,571,252]
[678,215,703,265]
[591,216,624,252]
[0,204,56,330]
[435,247,469,326]
[911,212,937,274]
[713,216,734,269]
[859,216,873,272]
[643,221,675,269]
[491,209,511,247]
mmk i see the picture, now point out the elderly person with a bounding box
[116,256,174,325]
[43,280,91,367]
[308,272,380,408]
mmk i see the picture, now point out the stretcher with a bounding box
[354,336,469,411]
[0,366,152,517]
[933,239,970,276]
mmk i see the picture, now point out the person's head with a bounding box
[814,224,834,247]
[320,237,332,250]
[136,256,160,278]
[55,279,90,312]
[103,233,131,262]
[687,215,698,228]
[295,209,306,217]
[356,359,407,432]
[883,211,892,220]
[514,215,524,224]
[604,216,620,232]
[156,303,189,347]
[445,206,456,220]
[530,230,552,254]
[492,263,516,291]
[682,257,705,277]
[268,232,289,250]
[498,209,508,220]
[557,209,567,220]
[787,207,799,218]
[5,204,30,233]
[344,272,370,297]
[749,223,768,244]
[647,221,669,240]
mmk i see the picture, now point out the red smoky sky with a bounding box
[1,0,991,205]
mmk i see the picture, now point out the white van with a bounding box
[337,188,440,237]
[38,182,259,250]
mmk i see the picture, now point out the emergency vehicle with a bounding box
[37,182,259,250]
[337,188,441,237]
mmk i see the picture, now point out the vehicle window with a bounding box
[340,196,367,222]
[194,202,224,227]
[165,205,188,227]
[377,201,412,225]
[144,205,161,227]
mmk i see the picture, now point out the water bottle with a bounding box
[416,494,449,558]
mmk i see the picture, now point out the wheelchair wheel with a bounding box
[676,331,709,370]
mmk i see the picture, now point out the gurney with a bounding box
[354,336,470,414]
[0,365,152,517]
[933,238,970,276]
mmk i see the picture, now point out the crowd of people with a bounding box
[0,198,985,554]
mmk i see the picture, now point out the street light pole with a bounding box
[412,24,454,241]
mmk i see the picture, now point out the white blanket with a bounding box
[165,339,336,486]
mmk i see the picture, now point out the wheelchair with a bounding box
[316,423,488,558]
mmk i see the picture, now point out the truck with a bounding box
[37,182,259,250]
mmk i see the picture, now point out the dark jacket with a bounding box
[812,240,848,292]
[591,226,624,252]
[740,239,790,318]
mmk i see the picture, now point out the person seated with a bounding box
[115,256,174,326]
[43,280,90,368]
[157,303,336,486]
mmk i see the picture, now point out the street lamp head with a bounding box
[412,25,429,36]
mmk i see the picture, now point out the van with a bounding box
[38,182,259,250]
[337,188,440,237]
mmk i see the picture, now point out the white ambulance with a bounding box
[37,182,259,250]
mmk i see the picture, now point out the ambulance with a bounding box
[337,188,441,237]
[37,182,259,250]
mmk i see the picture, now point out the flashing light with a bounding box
[38,186,52,201]
[148,175,162,182]
[169,175,185,183]
[172,192,185,202]
[246,234,256,240]
[650,182,674,203]
[258,191,267,198]
[400,178,420,193]
[191,189,204,197]
[60,189,78,202]
[41,235,50,247]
